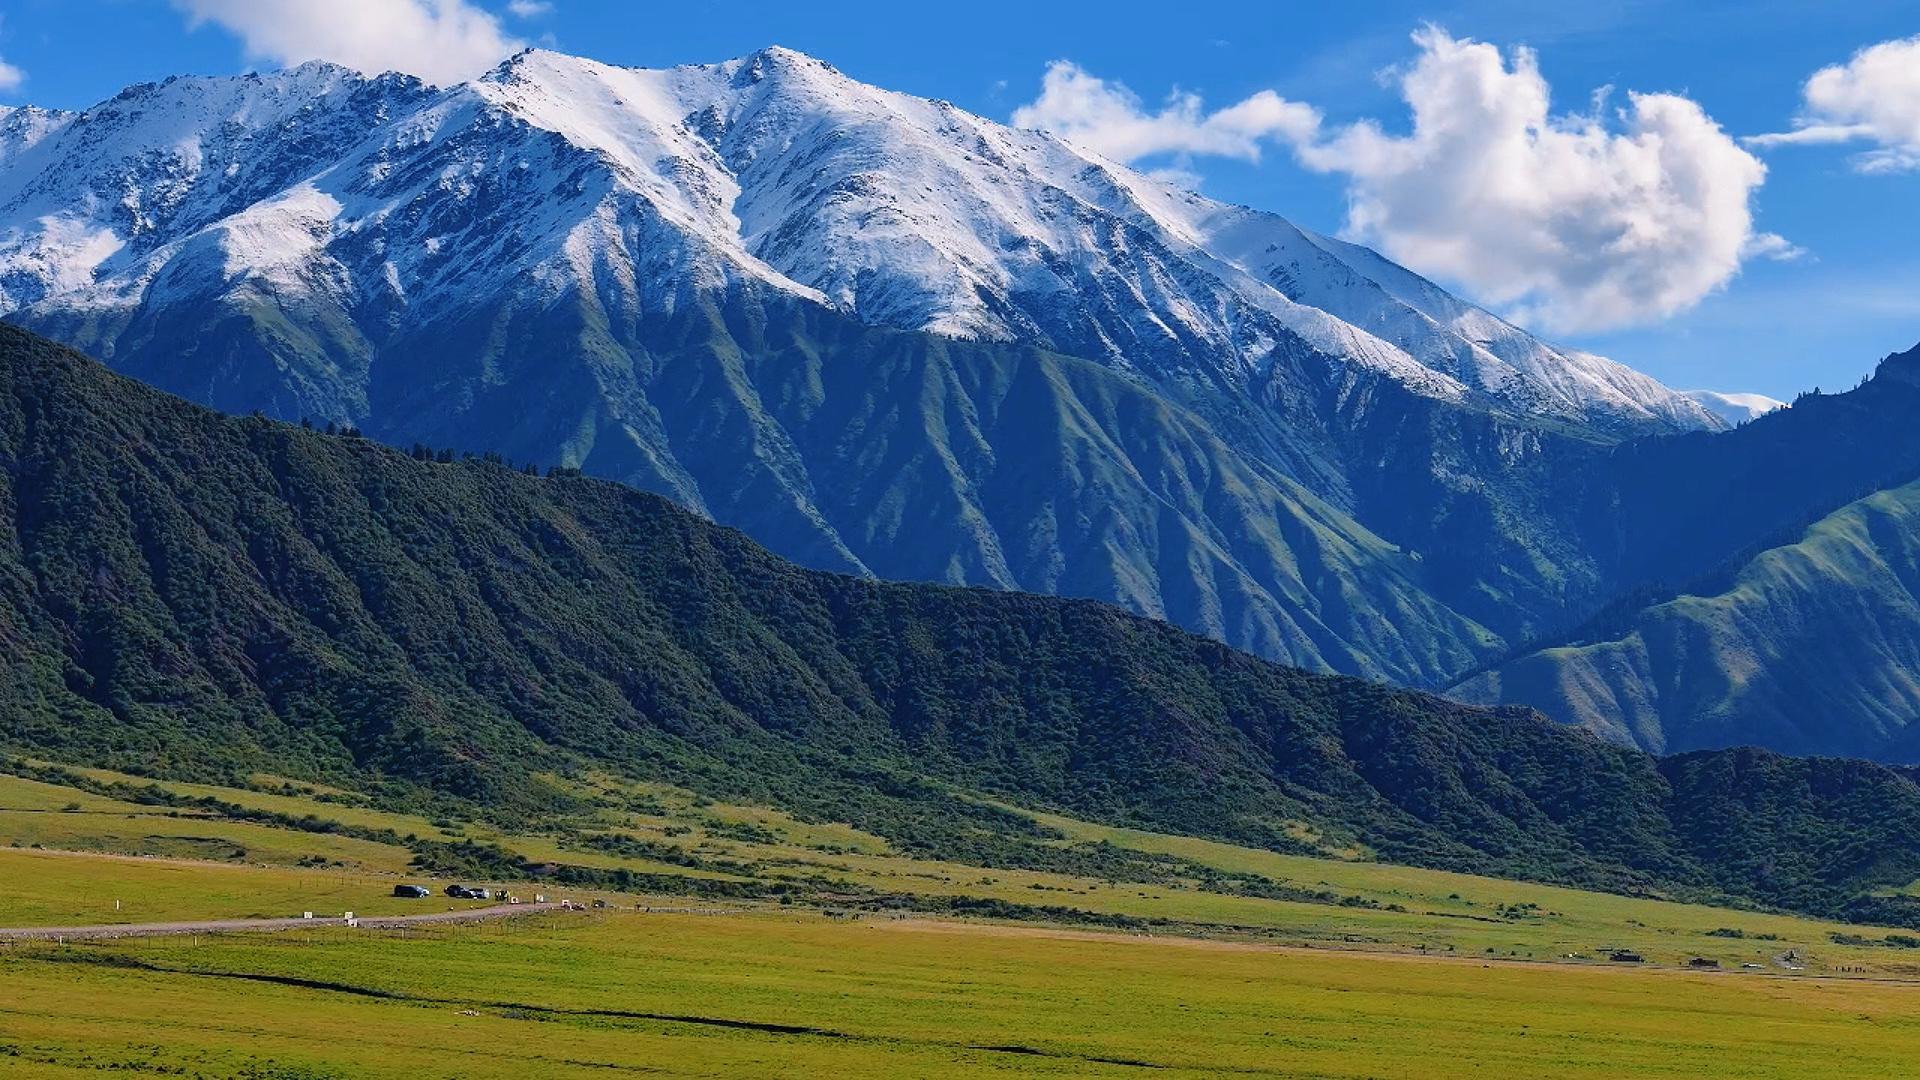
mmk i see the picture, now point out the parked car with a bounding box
[445,885,472,899]
[391,884,431,898]
[466,887,491,901]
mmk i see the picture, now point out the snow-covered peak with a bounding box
[1680,389,1786,426]
[0,46,1716,431]
[456,47,1476,396]
[714,44,859,89]
[0,63,432,311]
[0,105,75,163]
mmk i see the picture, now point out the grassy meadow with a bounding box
[7,763,1920,972]
[7,759,1920,1076]
[6,910,1920,1078]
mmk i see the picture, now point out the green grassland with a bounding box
[6,761,1920,977]
[9,760,1920,1075]
[6,910,1920,1078]
[0,849,470,925]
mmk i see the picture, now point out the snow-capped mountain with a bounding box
[0,66,433,311]
[0,46,1714,432]
[0,47,1732,685]
[1679,389,1786,426]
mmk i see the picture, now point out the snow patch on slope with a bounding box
[1680,389,1786,426]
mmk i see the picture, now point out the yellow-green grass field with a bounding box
[9,760,1920,1076]
[5,765,1920,977]
[0,848,530,926]
[1022,809,1920,972]
[26,764,468,842]
[5,909,1920,1078]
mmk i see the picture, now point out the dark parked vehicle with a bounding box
[444,885,491,900]
[392,884,431,898]
[445,885,472,899]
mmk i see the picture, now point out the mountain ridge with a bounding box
[1459,343,1920,759]
[0,44,1842,719]
[0,44,1736,685]
[0,46,1731,429]
[5,321,1920,926]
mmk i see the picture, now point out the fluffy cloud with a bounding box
[1748,35,1920,173]
[507,0,554,16]
[1011,61,1319,164]
[173,0,521,86]
[1015,29,1782,334]
[0,57,23,94]
[1295,28,1783,333]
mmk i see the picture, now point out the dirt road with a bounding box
[0,902,568,941]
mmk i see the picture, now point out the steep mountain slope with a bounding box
[5,324,1920,924]
[1460,477,1920,760]
[1458,345,1920,759]
[1582,345,1920,600]
[0,48,1730,684]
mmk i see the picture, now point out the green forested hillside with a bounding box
[1459,477,1920,759]
[1450,344,1920,760]
[25,290,1517,687]
[3,323,1920,924]
[1589,346,1920,595]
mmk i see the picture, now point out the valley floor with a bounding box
[5,904,1920,1078]
[6,760,1920,1076]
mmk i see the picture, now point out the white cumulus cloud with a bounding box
[1011,60,1319,164]
[507,0,554,17]
[1296,28,1783,334]
[1748,35,1920,173]
[1013,28,1785,334]
[0,57,23,94]
[173,0,521,86]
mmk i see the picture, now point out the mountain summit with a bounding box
[0,47,1735,683]
[0,45,1718,430]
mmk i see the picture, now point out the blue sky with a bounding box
[2,0,1916,398]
